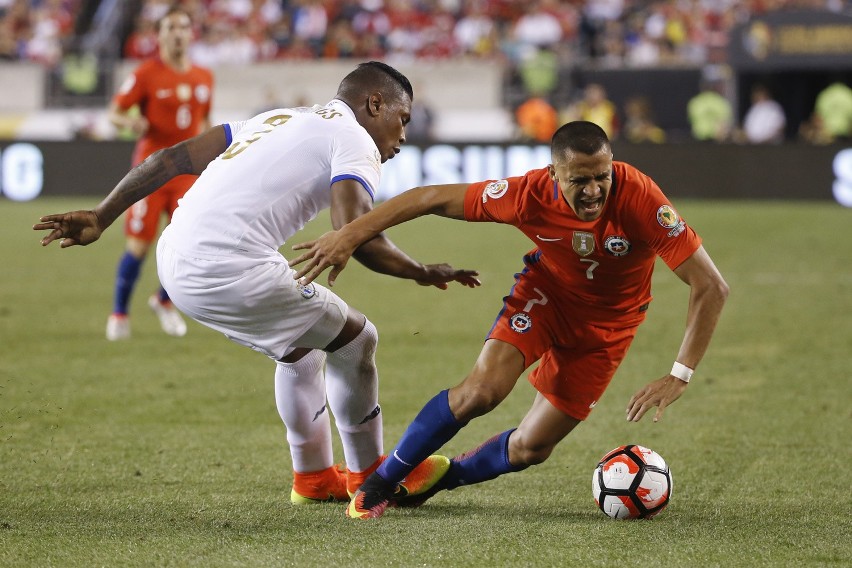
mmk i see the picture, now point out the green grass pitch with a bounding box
[1,197,850,567]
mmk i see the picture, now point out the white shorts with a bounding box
[156,240,348,359]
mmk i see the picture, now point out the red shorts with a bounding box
[124,174,196,242]
[488,267,638,421]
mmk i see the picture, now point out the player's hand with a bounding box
[130,116,150,136]
[626,374,688,423]
[290,230,356,287]
[415,263,481,290]
[33,210,103,247]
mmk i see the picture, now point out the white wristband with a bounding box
[671,362,694,383]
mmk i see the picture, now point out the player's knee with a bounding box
[360,318,378,350]
[326,316,378,377]
[326,310,377,357]
[126,237,149,258]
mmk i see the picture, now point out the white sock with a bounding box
[325,318,383,472]
[274,349,333,473]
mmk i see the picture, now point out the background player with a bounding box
[290,120,730,519]
[35,62,479,505]
[106,6,213,340]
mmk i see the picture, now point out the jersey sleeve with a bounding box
[223,119,250,143]
[113,63,147,110]
[621,164,702,270]
[329,127,381,200]
[463,176,525,225]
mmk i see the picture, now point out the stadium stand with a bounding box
[0,0,849,142]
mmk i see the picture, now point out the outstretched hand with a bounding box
[415,263,481,290]
[33,210,104,248]
[290,230,357,287]
[626,374,688,423]
[290,231,482,290]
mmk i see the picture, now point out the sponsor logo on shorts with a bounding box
[297,282,317,299]
[604,235,631,256]
[482,179,509,202]
[509,312,533,333]
[656,204,680,228]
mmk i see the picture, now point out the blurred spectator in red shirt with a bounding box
[124,16,159,59]
[515,96,558,143]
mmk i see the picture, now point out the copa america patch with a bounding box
[297,282,317,299]
[604,235,631,256]
[509,312,533,333]
[667,221,686,237]
[656,205,680,228]
[483,179,509,202]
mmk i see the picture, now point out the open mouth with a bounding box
[579,198,602,216]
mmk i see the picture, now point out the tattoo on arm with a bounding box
[97,143,195,226]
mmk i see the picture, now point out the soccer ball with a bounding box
[592,444,673,519]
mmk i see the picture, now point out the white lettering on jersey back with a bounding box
[161,100,380,263]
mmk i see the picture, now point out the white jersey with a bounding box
[161,99,382,261]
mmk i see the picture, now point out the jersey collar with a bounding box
[329,98,357,121]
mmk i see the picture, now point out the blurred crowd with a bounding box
[1,0,849,144]
[0,0,79,65]
[515,78,852,145]
[0,0,846,67]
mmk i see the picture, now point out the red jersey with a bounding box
[114,58,213,165]
[464,162,702,328]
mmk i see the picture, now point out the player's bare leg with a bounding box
[507,393,581,467]
[348,340,525,519]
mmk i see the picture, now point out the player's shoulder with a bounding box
[325,103,373,143]
[190,64,214,82]
[515,167,554,197]
[613,160,643,180]
[613,160,658,194]
[132,57,163,76]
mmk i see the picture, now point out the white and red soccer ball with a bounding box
[592,444,673,519]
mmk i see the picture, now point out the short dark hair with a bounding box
[551,121,610,160]
[337,61,414,103]
[158,6,191,31]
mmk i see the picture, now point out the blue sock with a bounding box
[441,429,528,490]
[158,286,170,304]
[377,389,466,483]
[113,252,143,315]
